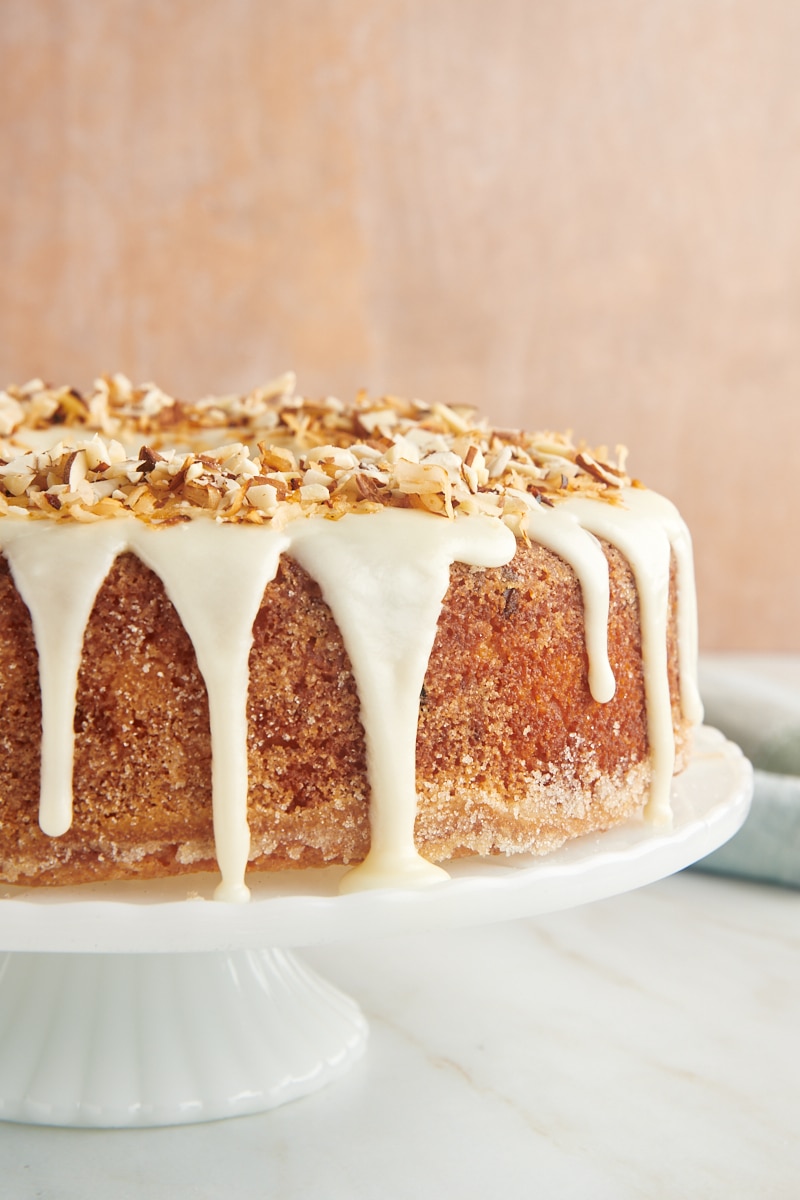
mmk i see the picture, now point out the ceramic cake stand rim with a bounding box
[0,726,751,955]
[0,728,752,1129]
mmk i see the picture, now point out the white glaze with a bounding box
[290,510,516,893]
[1,521,131,837]
[523,504,615,704]
[560,494,675,823]
[0,488,701,898]
[131,523,291,902]
[622,487,704,726]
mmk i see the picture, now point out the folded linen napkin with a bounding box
[693,654,800,888]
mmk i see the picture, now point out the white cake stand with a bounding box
[0,726,751,1128]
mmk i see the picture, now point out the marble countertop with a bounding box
[2,868,798,1199]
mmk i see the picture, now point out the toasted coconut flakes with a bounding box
[356,408,399,436]
[183,480,221,509]
[259,445,297,472]
[487,446,513,479]
[0,391,24,436]
[575,450,626,487]
[0,376,633,527]
[392,459,449,495]
[348,443,382,461]
[430,402,474,434]
[1,464,35,496]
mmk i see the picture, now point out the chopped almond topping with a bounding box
[355,473,386,502]
[0,376,632,528]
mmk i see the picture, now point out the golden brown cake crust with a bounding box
[0,539,687,887]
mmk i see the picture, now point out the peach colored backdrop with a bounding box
[1,0,799,648]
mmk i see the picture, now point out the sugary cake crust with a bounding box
[0,376,695,891]
[0,539,688,887]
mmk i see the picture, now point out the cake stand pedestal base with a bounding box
[0,730,753,1130]
[0,948,368,1128]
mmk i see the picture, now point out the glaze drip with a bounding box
[522,504,615,704]
[560,494,684,823]
[131,523,291,902]
[290,510,516,892]
[1,521,130,837]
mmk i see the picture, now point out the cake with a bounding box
[0,373,703,900]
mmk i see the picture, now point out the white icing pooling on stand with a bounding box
[0,488,701,900]
[289,509,517,893]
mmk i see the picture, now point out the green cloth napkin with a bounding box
[693,655,800,888]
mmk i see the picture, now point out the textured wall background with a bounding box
[1,0,799,648]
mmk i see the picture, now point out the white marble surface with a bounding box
[1,868,798,1199]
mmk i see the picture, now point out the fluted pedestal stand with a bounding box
[0,948,366,1127]
[0,728,751,1128]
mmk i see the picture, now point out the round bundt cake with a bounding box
[0,373,702,899]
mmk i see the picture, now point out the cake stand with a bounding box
[0,726,751,1128]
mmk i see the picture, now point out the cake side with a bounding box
[0,539,687,887]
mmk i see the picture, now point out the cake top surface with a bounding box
[0,373,633,528]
